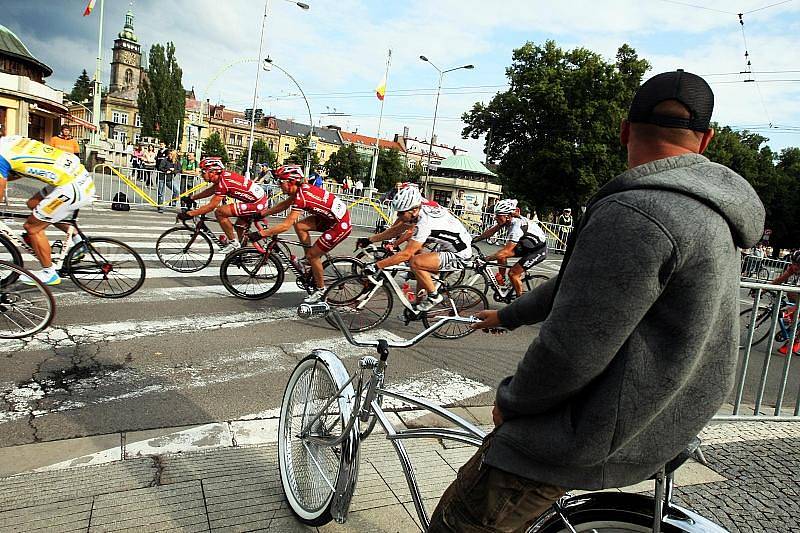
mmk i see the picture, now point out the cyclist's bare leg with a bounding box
[27,193,77,242]
[509,263,525,296]
[409,252,440,295]
[294,216,318,247]
[214,204,238,242]
[496,256,508,281]
[23,215,53,268]
[306,245,325,289]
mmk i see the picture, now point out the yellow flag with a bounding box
[375,75,386,101]
[83,0,97,16]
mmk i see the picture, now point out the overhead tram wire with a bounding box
[741,0,793,14]
[737,11,775,128]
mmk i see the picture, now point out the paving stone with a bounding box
[318,502,421,533]
[0,497,92,531]
[0,433,121,476]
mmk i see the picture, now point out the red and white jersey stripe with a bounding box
[291,184,349,222]
[214,171,264,202]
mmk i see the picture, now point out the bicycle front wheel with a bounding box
[739,307,773,348]
[322,257,364,287]
[65,238,146,298]
[0,234,24,286]
[279,353,357,526]
[156,227,213,273]
[422,285,488,339]
[0,261,55,339]
[220,248,284,299]
[323,274,393,332]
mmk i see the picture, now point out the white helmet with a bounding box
[494,199,518,215]
[392,186,423,212]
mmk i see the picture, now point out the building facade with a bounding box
[275,118,342,168]
[193,101,281,165]
[395,128,467,173]
[427,154,501,216]
[0,24,67,142]
[339,130,405,180]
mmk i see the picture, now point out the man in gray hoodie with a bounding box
[428,70,765,532]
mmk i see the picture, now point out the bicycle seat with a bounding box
[650,436,701,478]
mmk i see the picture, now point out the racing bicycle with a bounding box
[353,241,466,285]
[278,302,727,532]
[323,265,487,339]
[0,260,55,339]
[0,210,146,298]
[462,245,549,301]
[739,286,799,349]
[219,235,362,300]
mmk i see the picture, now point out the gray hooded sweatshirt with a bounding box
[487,153,765,490]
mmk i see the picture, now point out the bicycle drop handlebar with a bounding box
[298,302,481,348]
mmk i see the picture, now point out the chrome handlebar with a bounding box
[298,302,480,348]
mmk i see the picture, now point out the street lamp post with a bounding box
[264,57,314,178]
[245,0,309,178]
[419,56,473,194]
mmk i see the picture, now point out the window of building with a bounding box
[134,133,142,145]
[113,130,127,143]
[432,189,452,208]
[268,140,274,151]
[320,150,326,159]
[112,111,129,125]
[284,143,290,152]
[28,114,45,142]
[125,69,134,87]
[135,114,141,127]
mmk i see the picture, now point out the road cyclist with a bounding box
[177,157,268,255]
[249,164,352,304]
[472,198,548,297]
[0,134,95,285]
[765,249,800,355]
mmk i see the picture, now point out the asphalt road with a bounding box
[0,205,793,450]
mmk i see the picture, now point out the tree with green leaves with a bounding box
[286,136,321,169]
[325,144,367,181]
[68,69,92,103]
[201,132,229,163]
[462,41,650,212]
[235,139,276,174]
[138,42,185,147]
[404,160,425,184]
[375,148,406,192]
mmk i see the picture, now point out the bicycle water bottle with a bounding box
[51,240,63,256]
[402,282,415,303]
[219,234,228,245]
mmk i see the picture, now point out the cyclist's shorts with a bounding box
[33,175,95,223]
[232,188,267,216]
[314,214,352,253]
[514,239,547,269]
[438,251,467,272]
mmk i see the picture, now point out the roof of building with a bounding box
[340,131,403,151]
[276,118,342,145]
[0,24,53,77]
[438,154,496,177]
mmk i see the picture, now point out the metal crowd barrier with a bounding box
[740,254,792,282]
[722,280,800,420]
[91,165,204,209]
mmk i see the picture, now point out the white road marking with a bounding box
[54,284,303,307]
[382,369,491,414]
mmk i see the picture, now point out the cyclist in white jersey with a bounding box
[474,198,547,296]
[363,187,472,312]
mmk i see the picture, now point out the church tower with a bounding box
[109,10,142,94]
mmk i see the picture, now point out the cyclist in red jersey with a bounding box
[178,157,268,254]
[251,165,352,303]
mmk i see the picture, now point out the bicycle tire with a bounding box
[462,268,490,295]
[323,274,394,332]
[440,265,466,287]
[0,234,24,287]
[422,285,488,339]
[156,227,214,273]
[739,307,772,348]
[0,260,55,339]
[525,273,550,292]
[278,353,356,526]
[65,238,146,298]
[756,266,770,281]
[322,257,364,287]
[220,248,284,300]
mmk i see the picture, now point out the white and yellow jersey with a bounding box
[0,135,88,187]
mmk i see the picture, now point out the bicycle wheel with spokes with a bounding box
[65,238,146,298]
[739,307,773,348]
[278,353,357,526]
[220,248,284,299]
[156,227,214,273]
[0,234,24,286]
[322,257,364,287]
[422,285,488,339]
[525,273,550,292]
[323,274,393,332]
[0,261,55,339]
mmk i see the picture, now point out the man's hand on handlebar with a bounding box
[356,237,371,249]
[176,211,193,221]
[180,197,197,209]
[363,262,379,278]
[472,310,507,334]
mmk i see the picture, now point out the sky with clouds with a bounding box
[4,0,800,157]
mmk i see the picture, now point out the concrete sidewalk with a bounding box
[0,410,798,532]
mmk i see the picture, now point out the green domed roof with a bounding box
[0,24,53,77]
[118,10,138,43]
[438,154,496,176]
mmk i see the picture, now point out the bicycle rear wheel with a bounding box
[739,307,773,348]
[156,227,214,273]
[278,353,356,526]
[525,273,550,292]
[220,248,284,299]
[65,238,146,298]
[0,261,55,339]
[323,274,393,332]
[0,234,24,286]
[422,285,488,339]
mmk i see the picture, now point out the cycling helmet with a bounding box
[199,157,225,173]
[273,164,305,183]
[494,199,518,215]
[791,250,800,264]
[392,186,423,212]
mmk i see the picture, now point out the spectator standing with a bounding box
[312,172,323,188]
[180,152,198,194]
[155,141,169,169]
[343,176,353,196]
[428,70,765,531]
[556,207,573,250]
[49,125,80,157]
[141,145,156,186]
[156,149,181,213]
[131,144,144,182]
[354,178,364,197]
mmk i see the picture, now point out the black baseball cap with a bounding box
[627,69,714,132]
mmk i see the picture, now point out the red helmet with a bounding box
[274,164,305,183]
[199,157,225,174]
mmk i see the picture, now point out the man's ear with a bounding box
[620,119,630,146]
[698,128,715,154]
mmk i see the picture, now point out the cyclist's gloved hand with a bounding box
[356,237,371,249]
[382,241,396,252]
[248,230,264,243]
[176,211,193,221]
[363,262,379,277]
[180,197,197,209]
